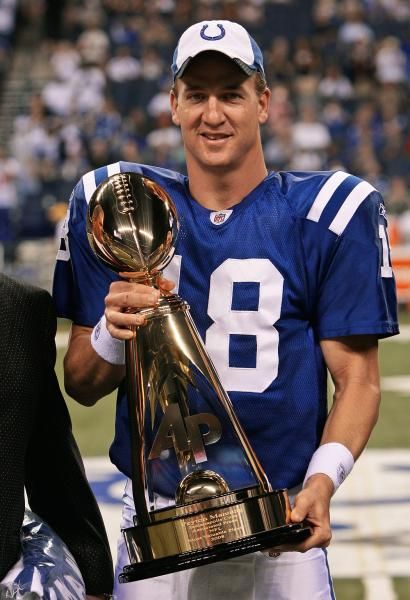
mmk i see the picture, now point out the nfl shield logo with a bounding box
[214,212,226,224]
[210,209,232,225]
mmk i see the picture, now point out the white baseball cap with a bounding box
[171,20,265,80]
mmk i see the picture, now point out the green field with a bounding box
[333,579,410,600]
[57,312,410,600]
[369,338,410,448]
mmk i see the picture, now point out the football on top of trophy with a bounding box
[87,172,179,279]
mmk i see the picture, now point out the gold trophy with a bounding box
[87,172,310,582]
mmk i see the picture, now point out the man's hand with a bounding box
[265,473,334,556]
[104,276,175,340]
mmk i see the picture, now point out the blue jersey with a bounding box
[53,161,398,490]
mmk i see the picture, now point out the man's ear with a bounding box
[258,87,271,125]
[170,90,180,126]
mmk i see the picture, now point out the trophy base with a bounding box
[119,522,310,583]
[119,487,311,583]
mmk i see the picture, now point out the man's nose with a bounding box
[203,97,225,125]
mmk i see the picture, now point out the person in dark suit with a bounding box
[0,273,113,599]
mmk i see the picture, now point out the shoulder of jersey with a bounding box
[277,170,379,236]
[77,161,186,205]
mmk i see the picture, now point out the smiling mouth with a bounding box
[200,133,231,141]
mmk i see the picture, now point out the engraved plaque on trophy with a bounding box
[87,172,311,582]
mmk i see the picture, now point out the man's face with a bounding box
[170,52,270,173]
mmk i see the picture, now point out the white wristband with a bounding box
[303,442,354,494]
[91,315,125,365]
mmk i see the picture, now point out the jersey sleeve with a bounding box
[52,178,119,327]
[300,175,399,339]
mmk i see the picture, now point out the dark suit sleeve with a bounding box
[24,290,114,595]
[0,278,29,578]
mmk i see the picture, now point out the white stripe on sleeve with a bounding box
[306,171,350,222]
[329,180,375,235]
[82,170,97,204]
[107,161,121,177]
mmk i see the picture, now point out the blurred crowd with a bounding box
[0,0,409,256]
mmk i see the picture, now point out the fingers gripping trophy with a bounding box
[87,172,311,583]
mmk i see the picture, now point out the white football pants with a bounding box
[113,480,335,600]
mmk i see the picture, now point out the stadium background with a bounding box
[0,0,408,598]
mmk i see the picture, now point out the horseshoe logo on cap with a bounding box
[200,24,226,41]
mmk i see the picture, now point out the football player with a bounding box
[54,20,398,600]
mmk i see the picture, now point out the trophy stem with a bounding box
[144,273,160,288]
[126,272,161,288]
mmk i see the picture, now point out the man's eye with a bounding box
[224,92,241,100]
[187,93,203,102]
